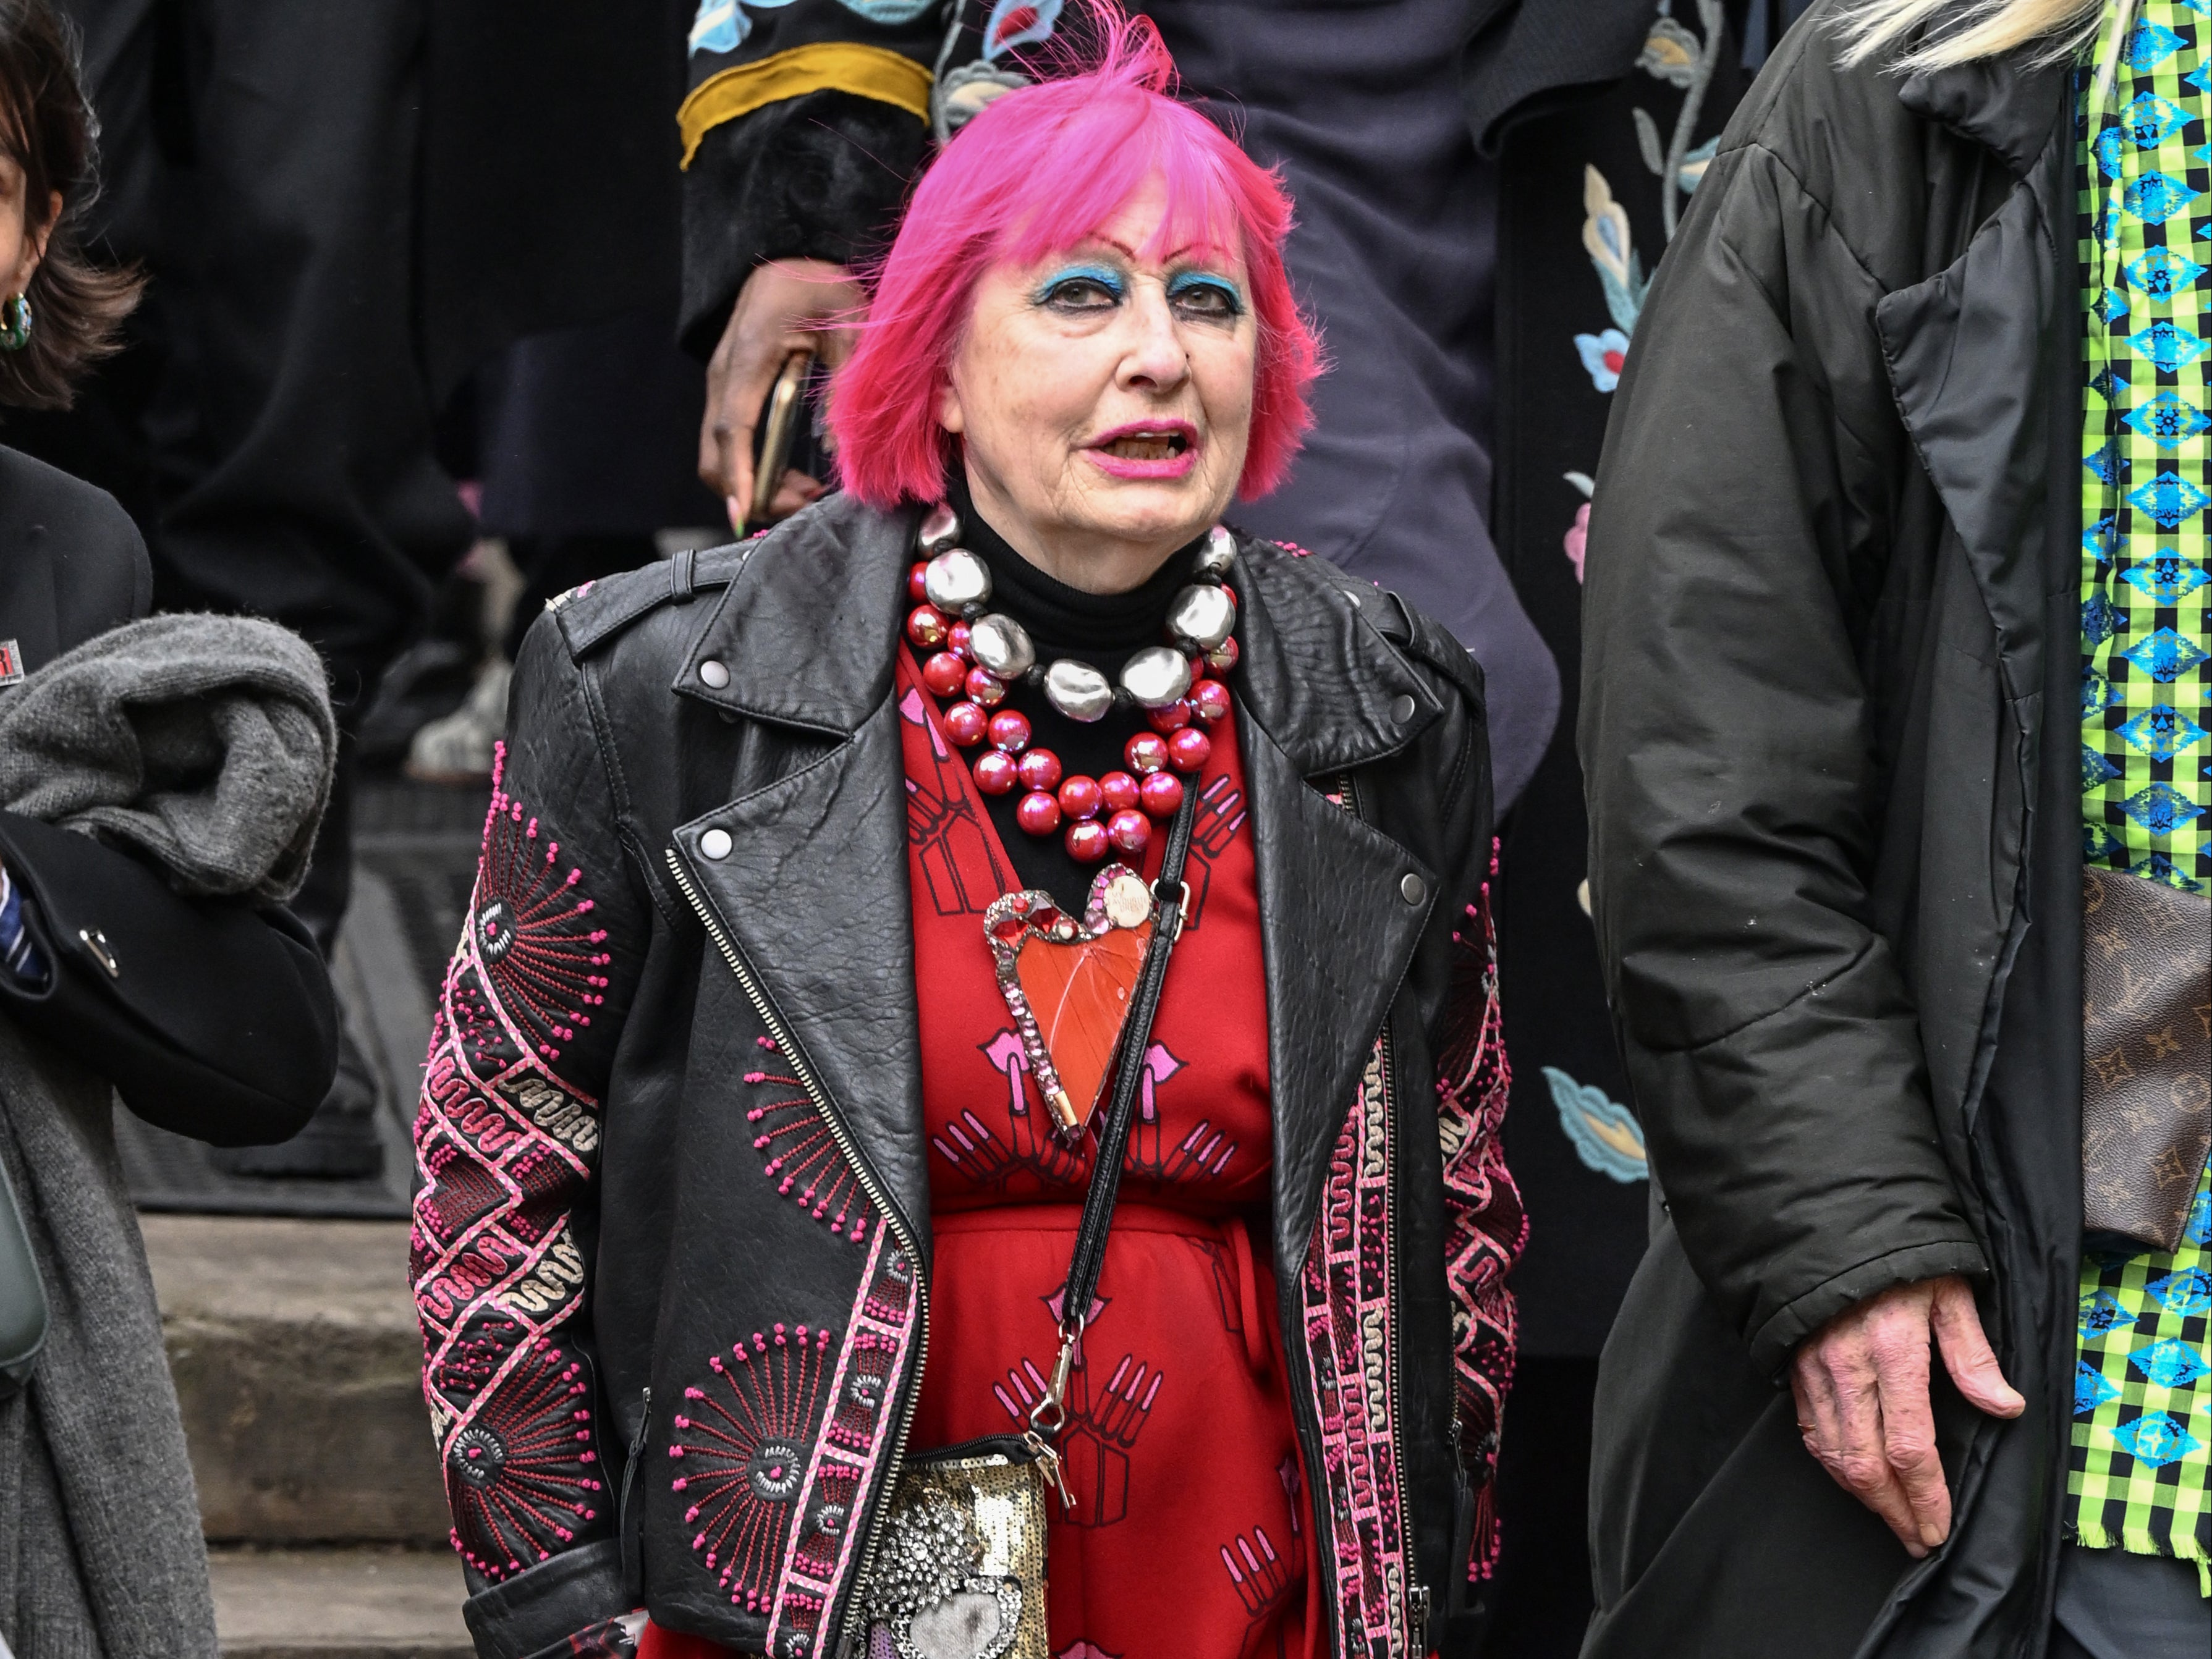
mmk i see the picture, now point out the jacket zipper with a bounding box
[1343,775,1425,1648]
[664,847,929,1655]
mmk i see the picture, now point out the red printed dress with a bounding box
[898,652,1315,1659]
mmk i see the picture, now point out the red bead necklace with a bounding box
[904,508,1239,866]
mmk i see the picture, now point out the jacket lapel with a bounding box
[668,499,934,1243]
[661,504,1454,1269]
[1234,551,1444,1272]
[1879,58,2070,703]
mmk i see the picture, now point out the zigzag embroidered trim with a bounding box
[1301,1045,1412,1657]
[447,742,613,1073]
[438,1330,607,1580]
[1434,858,1525,1584]
[670,1324,836,1613]
[763,1228,918,1656]
[411,745,617,1584]
[745,1035,870,1242]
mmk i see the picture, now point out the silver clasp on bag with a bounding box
[1026,1317,1081,1508]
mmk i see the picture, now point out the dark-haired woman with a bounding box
[0,2,341,1653]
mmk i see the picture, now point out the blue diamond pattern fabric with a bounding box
[2121,552,2211,598]
[2083,1287,2135,1335]
[2135,1338,2212,1389]
[2127,170,2201,222]
[2150,1267,2212,1316]
[2120,778,2206,829]
[2129,318,2212,368]
[2128,467,2212,524]
[2080,1360,2127,1413]
[2122,623,2212,676]
[2109,1412,2203,1469]
[2116,703,2208,758]
[2124,387,2212,445]
[2131,245,2211,293]
[2129,90,2193,147]
[2076,11,2211,1581]
[2131,20,2188,68]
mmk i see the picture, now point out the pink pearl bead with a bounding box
[1056,774,1104,821]
[988,709,1032,753]
[1166,727,1211,774]
[1106,809,1151,856]
[1138,770,1184,817]
[905,604,948,649]
[943,701,988,746]
[922,651,968,697]
[907,565,930,602]
[1065,819,1110,863]
[1016,748,1063,792]
[947,620,973,656]
[1191,679,1232,724]
[1147,700,1193,733]
[1205,637,1239,673]
[1099,771,1140,813]
[1015,791,1062,835]
[973,751,1019,795]
[964,666,1006,707]
[1124,732,1169,775]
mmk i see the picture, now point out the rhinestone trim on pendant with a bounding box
[906,513,1239,864]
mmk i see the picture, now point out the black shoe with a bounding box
[210,1028,386,1180]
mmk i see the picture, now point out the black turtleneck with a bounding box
[912,475,1206,911]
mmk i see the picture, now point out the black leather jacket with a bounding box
[412,494,1520,1659]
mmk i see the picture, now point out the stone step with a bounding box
[145,1214,451,1546]
[210,1547,469,1658]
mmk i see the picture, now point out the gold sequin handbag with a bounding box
[853,790,1199,1659]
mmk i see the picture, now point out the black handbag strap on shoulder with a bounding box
[1029,781,1199,1436]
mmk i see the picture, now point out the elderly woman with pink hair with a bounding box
[410,22,1518,1659]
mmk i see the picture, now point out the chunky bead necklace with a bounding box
[904,504,1239,865]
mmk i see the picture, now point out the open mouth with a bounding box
[1100,430,1190,461]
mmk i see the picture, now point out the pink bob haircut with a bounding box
[828,11,1321,510]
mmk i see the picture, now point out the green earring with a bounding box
[0,293,32,352]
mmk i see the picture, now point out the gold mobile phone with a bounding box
[747,346,815,531]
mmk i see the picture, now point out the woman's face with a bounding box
[0,146,55,299]
[939,180,1257,593]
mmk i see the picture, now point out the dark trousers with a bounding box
[15,0,473,948]
[1485,1354,1600,1658]
[2048,1545,2208,1659]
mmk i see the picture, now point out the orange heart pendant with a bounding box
[985,866,1156,1134]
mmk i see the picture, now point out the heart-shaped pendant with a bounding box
[985,866,1156,1134]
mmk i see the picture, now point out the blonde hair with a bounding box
[1831,0,2101,70]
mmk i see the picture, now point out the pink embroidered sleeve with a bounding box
[1432,850,1525,1583]
[410,739,628,1587]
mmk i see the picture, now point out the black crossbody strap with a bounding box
[1057,780,1200,1335]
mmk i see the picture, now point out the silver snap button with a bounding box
[1399,872,1426,906]
[1390,693,1416,724]
[700,828,733,861]
[698,659,731,690]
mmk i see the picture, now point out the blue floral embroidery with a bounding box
[1574,329,1631,395]
[689,0,745,54]
[1540,1067,1648,1183]
[981,0,1064,60]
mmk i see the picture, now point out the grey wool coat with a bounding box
[1578,8,2088,1659]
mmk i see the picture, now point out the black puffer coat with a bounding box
[413,494,1523,1658]
[1578,9,2085,1659]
